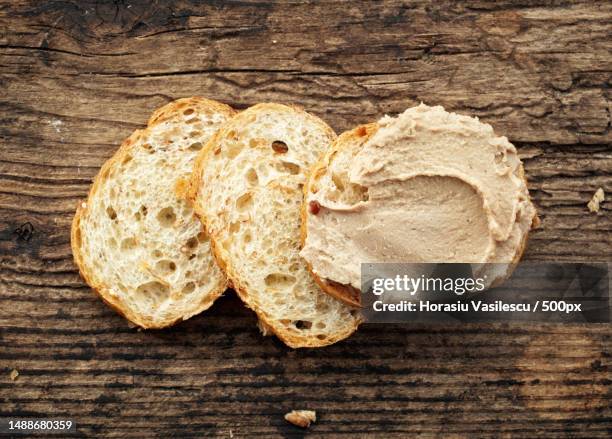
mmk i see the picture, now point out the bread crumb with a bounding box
[284,410,316,428]
[49,119,63,132]
[229,429,233,438]
[9,369,19,381]
[257,319,273,336]
[127,321,143,331]
[587,187,605,213]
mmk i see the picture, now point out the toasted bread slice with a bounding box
[190,103,361,348]
[71,97,236,328]
[300,105,539,307]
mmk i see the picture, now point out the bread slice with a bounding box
[300,106,540,307]
[190,103,361,348]
[71,97,236,328]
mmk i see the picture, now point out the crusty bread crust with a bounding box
[190,103,361,348]
[71,97,236,329]
[300,123,540,307]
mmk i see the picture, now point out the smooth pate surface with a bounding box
[300,104,537,289]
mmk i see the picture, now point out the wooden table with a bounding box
[1,1,610,437]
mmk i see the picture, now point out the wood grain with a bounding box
[0,0,610,437]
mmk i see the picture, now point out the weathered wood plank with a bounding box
[0,0,610,437]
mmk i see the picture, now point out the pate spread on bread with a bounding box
[300,104,539,306]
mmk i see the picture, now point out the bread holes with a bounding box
[196,231,208,243]
[229,221,241,233]
[331,172,345,191]
[141,143,154,154]
[264,273,296,289]
[121,237,138,251]
[182,282,196,295]
[278,161,300,175]
[188,142,203,151]
[243,232,252,244]
[235,192,253,212]
[294,320,312,330]
[157,207,176,227]
[156,259,176,275]
[106,206,117,220]
[140,205,148,217]
[224,142,242,159]
[185,118,198,124]
[107,237,118,249]
[185,237,199,251]
[245,168,259,186]
[183,108,195,116]
[288,262,299,273]
[135,281,169,304]
[339,183,369,205]
[152,249,163,258]
[315,321,326,329]
[315,301,330,313]
[271,140,288,153]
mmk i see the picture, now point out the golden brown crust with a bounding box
[147,97,235,127]
[190,103,360,348]
[300,121,539,307]
[70,97,236,329]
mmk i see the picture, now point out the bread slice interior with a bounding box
[191,103,361,348]
[72,98,235,328]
